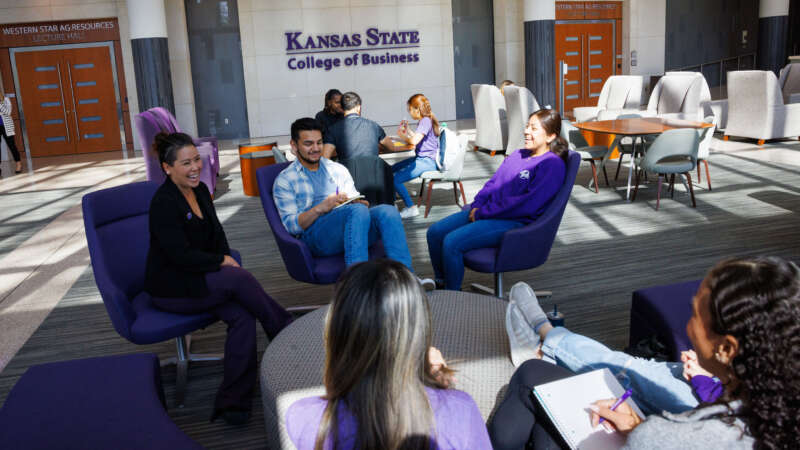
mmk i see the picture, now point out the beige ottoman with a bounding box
[259,290,515,449]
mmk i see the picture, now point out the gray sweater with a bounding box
[623,401,754,449]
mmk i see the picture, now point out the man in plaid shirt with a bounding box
[273,117,429,278]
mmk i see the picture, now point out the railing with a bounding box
[671,53,757,96]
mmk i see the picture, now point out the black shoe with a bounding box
[210,408,251,426]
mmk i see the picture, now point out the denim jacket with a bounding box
[273,158,359,236]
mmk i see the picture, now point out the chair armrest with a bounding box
[573,106,599,122]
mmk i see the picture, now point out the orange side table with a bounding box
[239,143,277,196]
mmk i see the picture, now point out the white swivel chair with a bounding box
[471,84,508,155]
[417,129,469,218]
[645,72,711,121]
[504,85,540,153]
[573,75,643,122]
[724,70,800,144]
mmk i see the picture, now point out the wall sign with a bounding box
[0,18,119,47]
[285,27,421,71]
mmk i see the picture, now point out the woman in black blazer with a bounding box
[145,132,292,425]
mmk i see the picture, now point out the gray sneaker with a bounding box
[506,282,549,367]
[417,277,436,292]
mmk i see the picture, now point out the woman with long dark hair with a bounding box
[285,259,491,449]
[426,109,569,290]
[145,132,292,425]
[492,256,800,449]
[394,93,442,219]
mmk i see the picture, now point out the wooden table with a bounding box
[379,136,415,154]
[574,117,712,199]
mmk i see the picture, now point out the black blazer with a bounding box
[145,178,230,298]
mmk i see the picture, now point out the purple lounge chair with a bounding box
[82,181,240,405]
[629,279,699,361]
[148,107,220,176]
[0,354,203,449]
[256,162,385,284]
[464,151,581,297]
[134,110,217,196]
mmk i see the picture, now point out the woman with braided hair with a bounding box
[492,256,800,449]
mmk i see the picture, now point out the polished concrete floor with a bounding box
[1,123,800,448]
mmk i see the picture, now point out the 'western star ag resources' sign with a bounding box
[285,28,421,71]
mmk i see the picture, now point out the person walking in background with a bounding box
[393,93,441,219]
[286,259,492,450]
[426,109,568,290]
[0,92,23,174]
[314,89,343,137]
[500,80,515,96]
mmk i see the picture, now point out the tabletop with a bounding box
[574,117,712,136]
[380,135,415,153]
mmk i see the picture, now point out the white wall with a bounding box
[493,0,525,86]
[239,0,456,138]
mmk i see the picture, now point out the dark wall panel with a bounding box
[758,15,788,74]
[131,37,175,114]
[524,20,555,109]
[665,0,758,77]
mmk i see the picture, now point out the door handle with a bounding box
[66,61,80,142]
[56,63,70,143]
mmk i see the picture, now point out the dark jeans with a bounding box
[0,127,20,162]
[152,266,292,412]
[488,359,573,450]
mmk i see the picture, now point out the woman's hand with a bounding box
[428,347,455,387]
[589,399,642,434]
[221,254,240,268]
[468,208,478,222]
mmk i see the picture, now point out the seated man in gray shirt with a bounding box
[323,91,394,161]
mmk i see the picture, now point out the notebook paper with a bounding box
[533,368,644,450]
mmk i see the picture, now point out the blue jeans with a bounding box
[542,327,699,415]
[392,156,437,207]
[426,209,523,290]
[302,203,412,270]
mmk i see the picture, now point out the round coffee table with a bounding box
[259,290,514,449]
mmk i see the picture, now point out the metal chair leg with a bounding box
[632,167,641,202]
[589,160,599,193]
[686,172,696,207]
[655,175,663,210]
[175,336,189,408]
[417,180,426,206]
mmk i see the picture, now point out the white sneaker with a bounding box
[417,276,436,291]
[400,205,420,219]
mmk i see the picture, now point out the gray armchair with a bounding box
[573,75,643,122]
[724,70,800,144]
[632,128,700,210]
[471,84,508,155]
[778,63,800,104]
[504,85,540,153]
[560,120,608,193]
[645,72,710,121]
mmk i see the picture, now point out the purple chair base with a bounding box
[629,279,700,361]
[0,354,202,450]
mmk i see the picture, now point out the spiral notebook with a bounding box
[532,368,644,450]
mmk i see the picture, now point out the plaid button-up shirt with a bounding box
[273,158,360,236]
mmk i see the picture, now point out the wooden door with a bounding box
[14,50,74,156]
[14,46,121,157]
[555,22,615,115]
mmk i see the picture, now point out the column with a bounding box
[523,0,556,108]
[127,0,175,114]
[757,0,789,75]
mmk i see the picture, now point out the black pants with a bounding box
[0,126,20,162]
[153,266,293,412]
[488,359,575,450]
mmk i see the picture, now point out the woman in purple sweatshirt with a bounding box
[285,259,492,450]
[427,109,568,290]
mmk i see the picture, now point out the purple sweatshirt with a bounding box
[690,375,724,403]
[285,387,492,450]
[472,150,566,222]
[414,117,439,160]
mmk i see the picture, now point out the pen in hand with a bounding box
[598,389,633,424]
